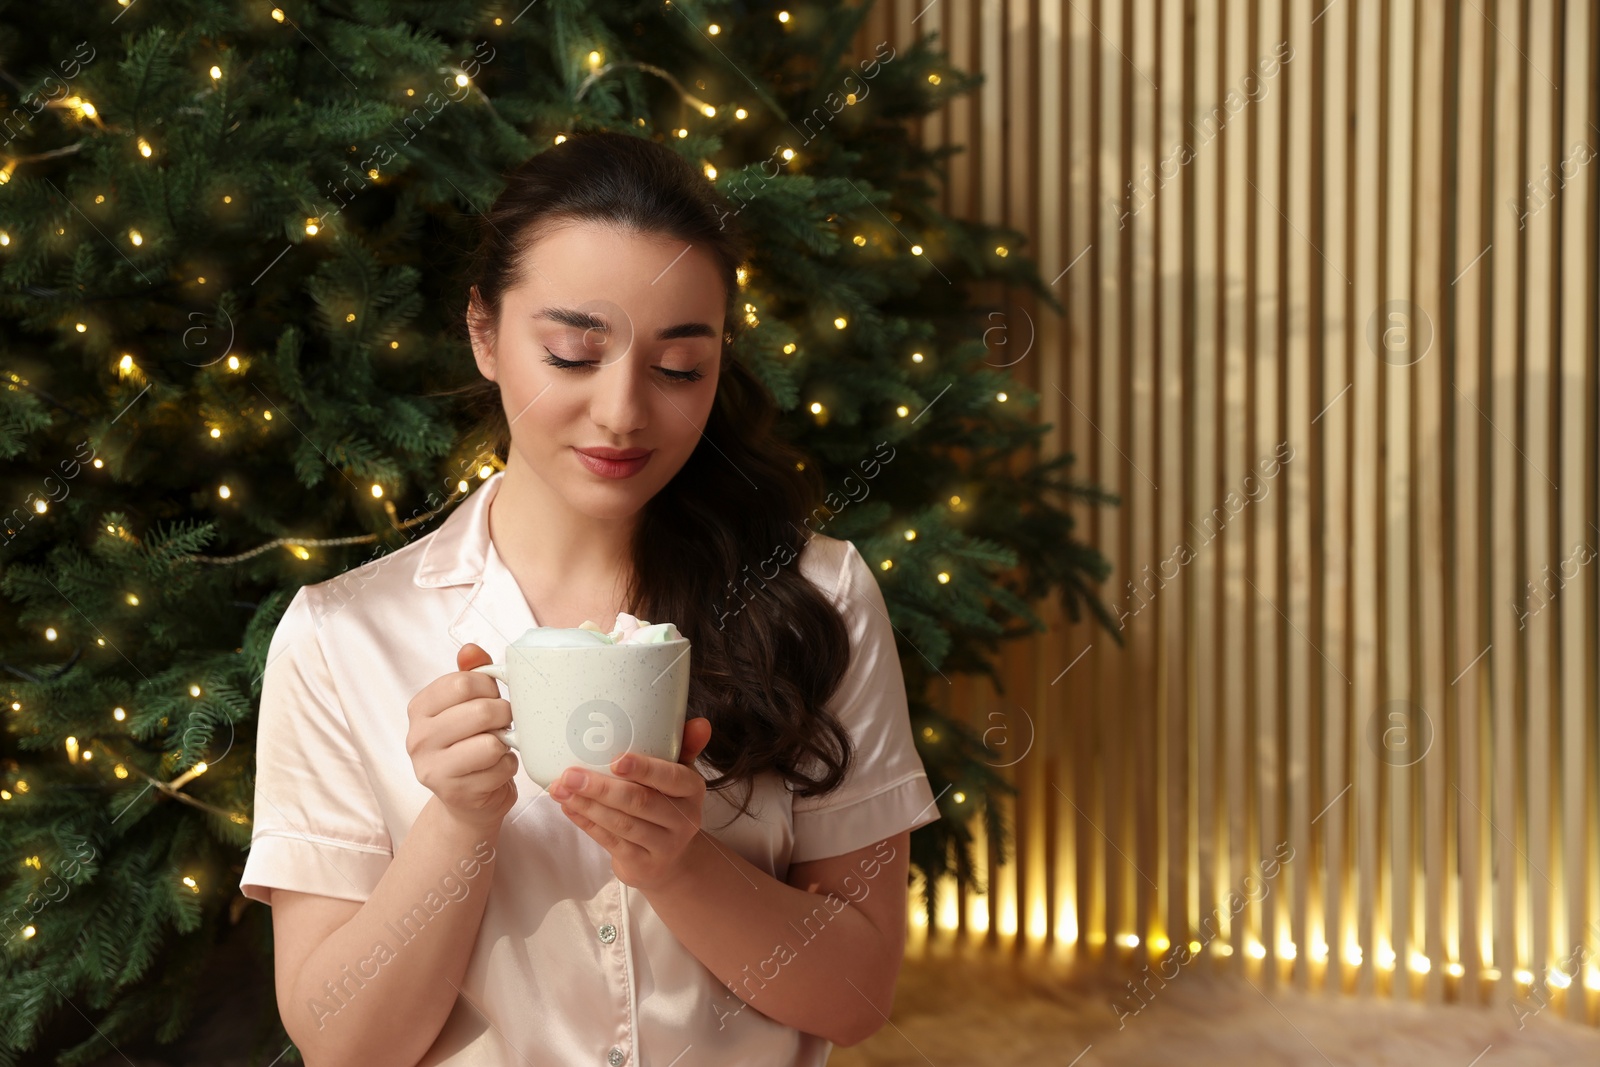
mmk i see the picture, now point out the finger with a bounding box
[559,792,670,852]
[452,750,520,793]
[678,717,713,767]
[437,732,512,776]
[562,772,681,831]
[612,752,704,800]
[457,642,493,672]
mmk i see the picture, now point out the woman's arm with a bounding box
[273,795,502,1067]
[639,827,913,1047]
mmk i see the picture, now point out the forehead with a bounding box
[511,221,727,327]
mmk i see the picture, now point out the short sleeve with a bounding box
[789,539,942,864]
[238,585,392,906]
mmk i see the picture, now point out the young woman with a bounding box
[240,131,940,1067]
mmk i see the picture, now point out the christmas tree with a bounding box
[0,0,1119,1061]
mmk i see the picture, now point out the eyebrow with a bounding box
[536,306,718,341]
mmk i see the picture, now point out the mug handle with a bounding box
[471,663,519,752]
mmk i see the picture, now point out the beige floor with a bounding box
[835,943,1600,1066]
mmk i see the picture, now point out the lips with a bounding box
[574,446,652,461]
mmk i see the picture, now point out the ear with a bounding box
[467,285,497,382]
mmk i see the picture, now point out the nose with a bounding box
[588,347,650,437]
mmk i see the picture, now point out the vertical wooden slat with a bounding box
[1413,0,1449,1010]
[1319,0,1355,998]
[1524,0,1557,1007]
[1285,0,1316,994]
[1487,0,1525,1010]
[1254,0,1285,990]
[1556,0,1597,1026]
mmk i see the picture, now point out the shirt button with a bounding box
[607,1048,625,1066]
[598,923,618,944]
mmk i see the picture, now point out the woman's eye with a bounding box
[543,350,703,383]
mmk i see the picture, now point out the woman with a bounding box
[240,130,940,1066]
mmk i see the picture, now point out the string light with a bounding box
[704,164,717,180]
[735,108,748,120]
[137,137,152,157]
[833,316,847,329]
[209,66,222,80]
[880,559,892,570]
[113,707,126,721]
[218,485,231,499]
[778,10,791,22]
[126,593,139,605]
[44,627,57,640]
[370,484,383,498]
[997,392,1008,402]
[305,219,319,235]
[896,405,909,417]
[911,352,924,362]
[995,245,1009,257]
[271,7,284,21]
[911,244,924,255]
[782,343,796,354]
[937,572,951,583]
[904,530,917,540]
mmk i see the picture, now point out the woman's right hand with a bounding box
[406,642,520,829]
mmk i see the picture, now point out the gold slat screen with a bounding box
[859,0,1599,1024]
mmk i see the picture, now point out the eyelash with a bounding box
[543,350,705,383]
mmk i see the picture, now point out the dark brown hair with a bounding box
[437,130,854,822]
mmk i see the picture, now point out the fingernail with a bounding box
[563,769,587,790]
[615,755,634,774]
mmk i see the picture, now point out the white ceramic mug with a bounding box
[472,636,692,789]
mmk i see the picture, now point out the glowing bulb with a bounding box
[218,485,231,499]
[704,164,717,179]
[345,312,355,322]
[937,572,950,583]
[189,684,201,697]
[45,627,58,641]
[370,484,383,498]
[853,235,866,246]
[675,128,688,138]
[138,137,152,157]
[113,707,126,721]
[778,10,790,21]
[289,545,310,560]
[735,108,748,119]
[701,105,716,117]
[880,559,892,570]
[929,73,942,85]
[952,791,966,803]
[21,925,35,939]
[809,402,823,414]
[75,322,87,332]
[896,405,909,417]
[1409,952,1432,973]
[1116,933,1141,948]
[454,73,469,87]
[182,876,198,891]
[782,343,796,354]
[1445,962,1464,977]
[904,530,916,540]
[588,50,602,67]
[457,480,469,493]
[271,8,284,21]
[126,593,139,606]
[833,316,847,329]
[209,427,221,438]
[996,245,1009,257]
[781,148,795,161]
[911,244,924,255]
[119,353,134,373]
[478,464,493,479]
[209,66,222,80]
[227,355,240,369]
[949,495,960,506]
[305,220,319,235]
[708,23,720,34]
[997,392,1008,402]
[911,352,924,362]
[33,499,47,513]
[554,134,566,144]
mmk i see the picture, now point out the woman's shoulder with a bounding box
[794,532,857,603]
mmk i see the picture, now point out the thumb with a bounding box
[457,642,493,672]
[678,716,713,767]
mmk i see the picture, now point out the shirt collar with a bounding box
[414,470,504,588]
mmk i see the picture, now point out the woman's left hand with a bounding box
[548,717,714,891]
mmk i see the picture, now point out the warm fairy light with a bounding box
[457,480,469,493]
[735,108,748,119]
[853,235,866,246]
[708,23,720,34]
[2,791,13,800]
[21,925,35,939]
[880,560,892,570]
[937,572,950,583]
[704,164,717,180]
[182,876,198,891]
[1247,941,1266,959]
[952,791,965,803]
[305,220,319,235]
[911,244,924,255]
[929,73,942,85]
[1376,945,1397,970]
[227,355,240,369]
[736,266,748,285]
[288,545,310,560]
[781,148,796,161]
[454,72,469,87]
[194,762,207,774]
[782,343,796,354]
[896,405,909,417]
[208,427,221,438]
[911,351,924,362]
[209,65,222,80]
[996,245,1009,257]
[137,137,152,157]
[92,458,103,468]
[1215,943,1234,956]
[1445,962,1465,977]
[271,8,284,21]
[1409,952,1431,973]
[75,322,87,332]
[904,529,917,540]
[833,316,847,329]
[113,707,126,721]
[997,392,1008,402]
[809,402,823,414]
[778,10,790,21]
[1116,933,1141,948]
[554,134,566,144]
[1189,940,1203,954]
[189,684,201,697]
[370,484,383,498]
[1344,944,1363,966]
[65,737,79,762]
[263,411,272,420]
[588,50,602,67]
[218,485,231,499]
[701,105,716,118]
[1514,969,1533,985]
[345,312,355,322]
[44,627,57,640]
[675,128,688,139]
[478,464,493,479]
[126,593,139,606]
[119,353,135,374]
[1546,967,1571,989]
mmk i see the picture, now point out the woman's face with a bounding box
[469,220,726,521]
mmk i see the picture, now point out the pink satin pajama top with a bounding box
[238,471,942,1065]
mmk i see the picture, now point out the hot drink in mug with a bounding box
[471,615,691,790]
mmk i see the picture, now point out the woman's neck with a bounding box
[486,455,637,618]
